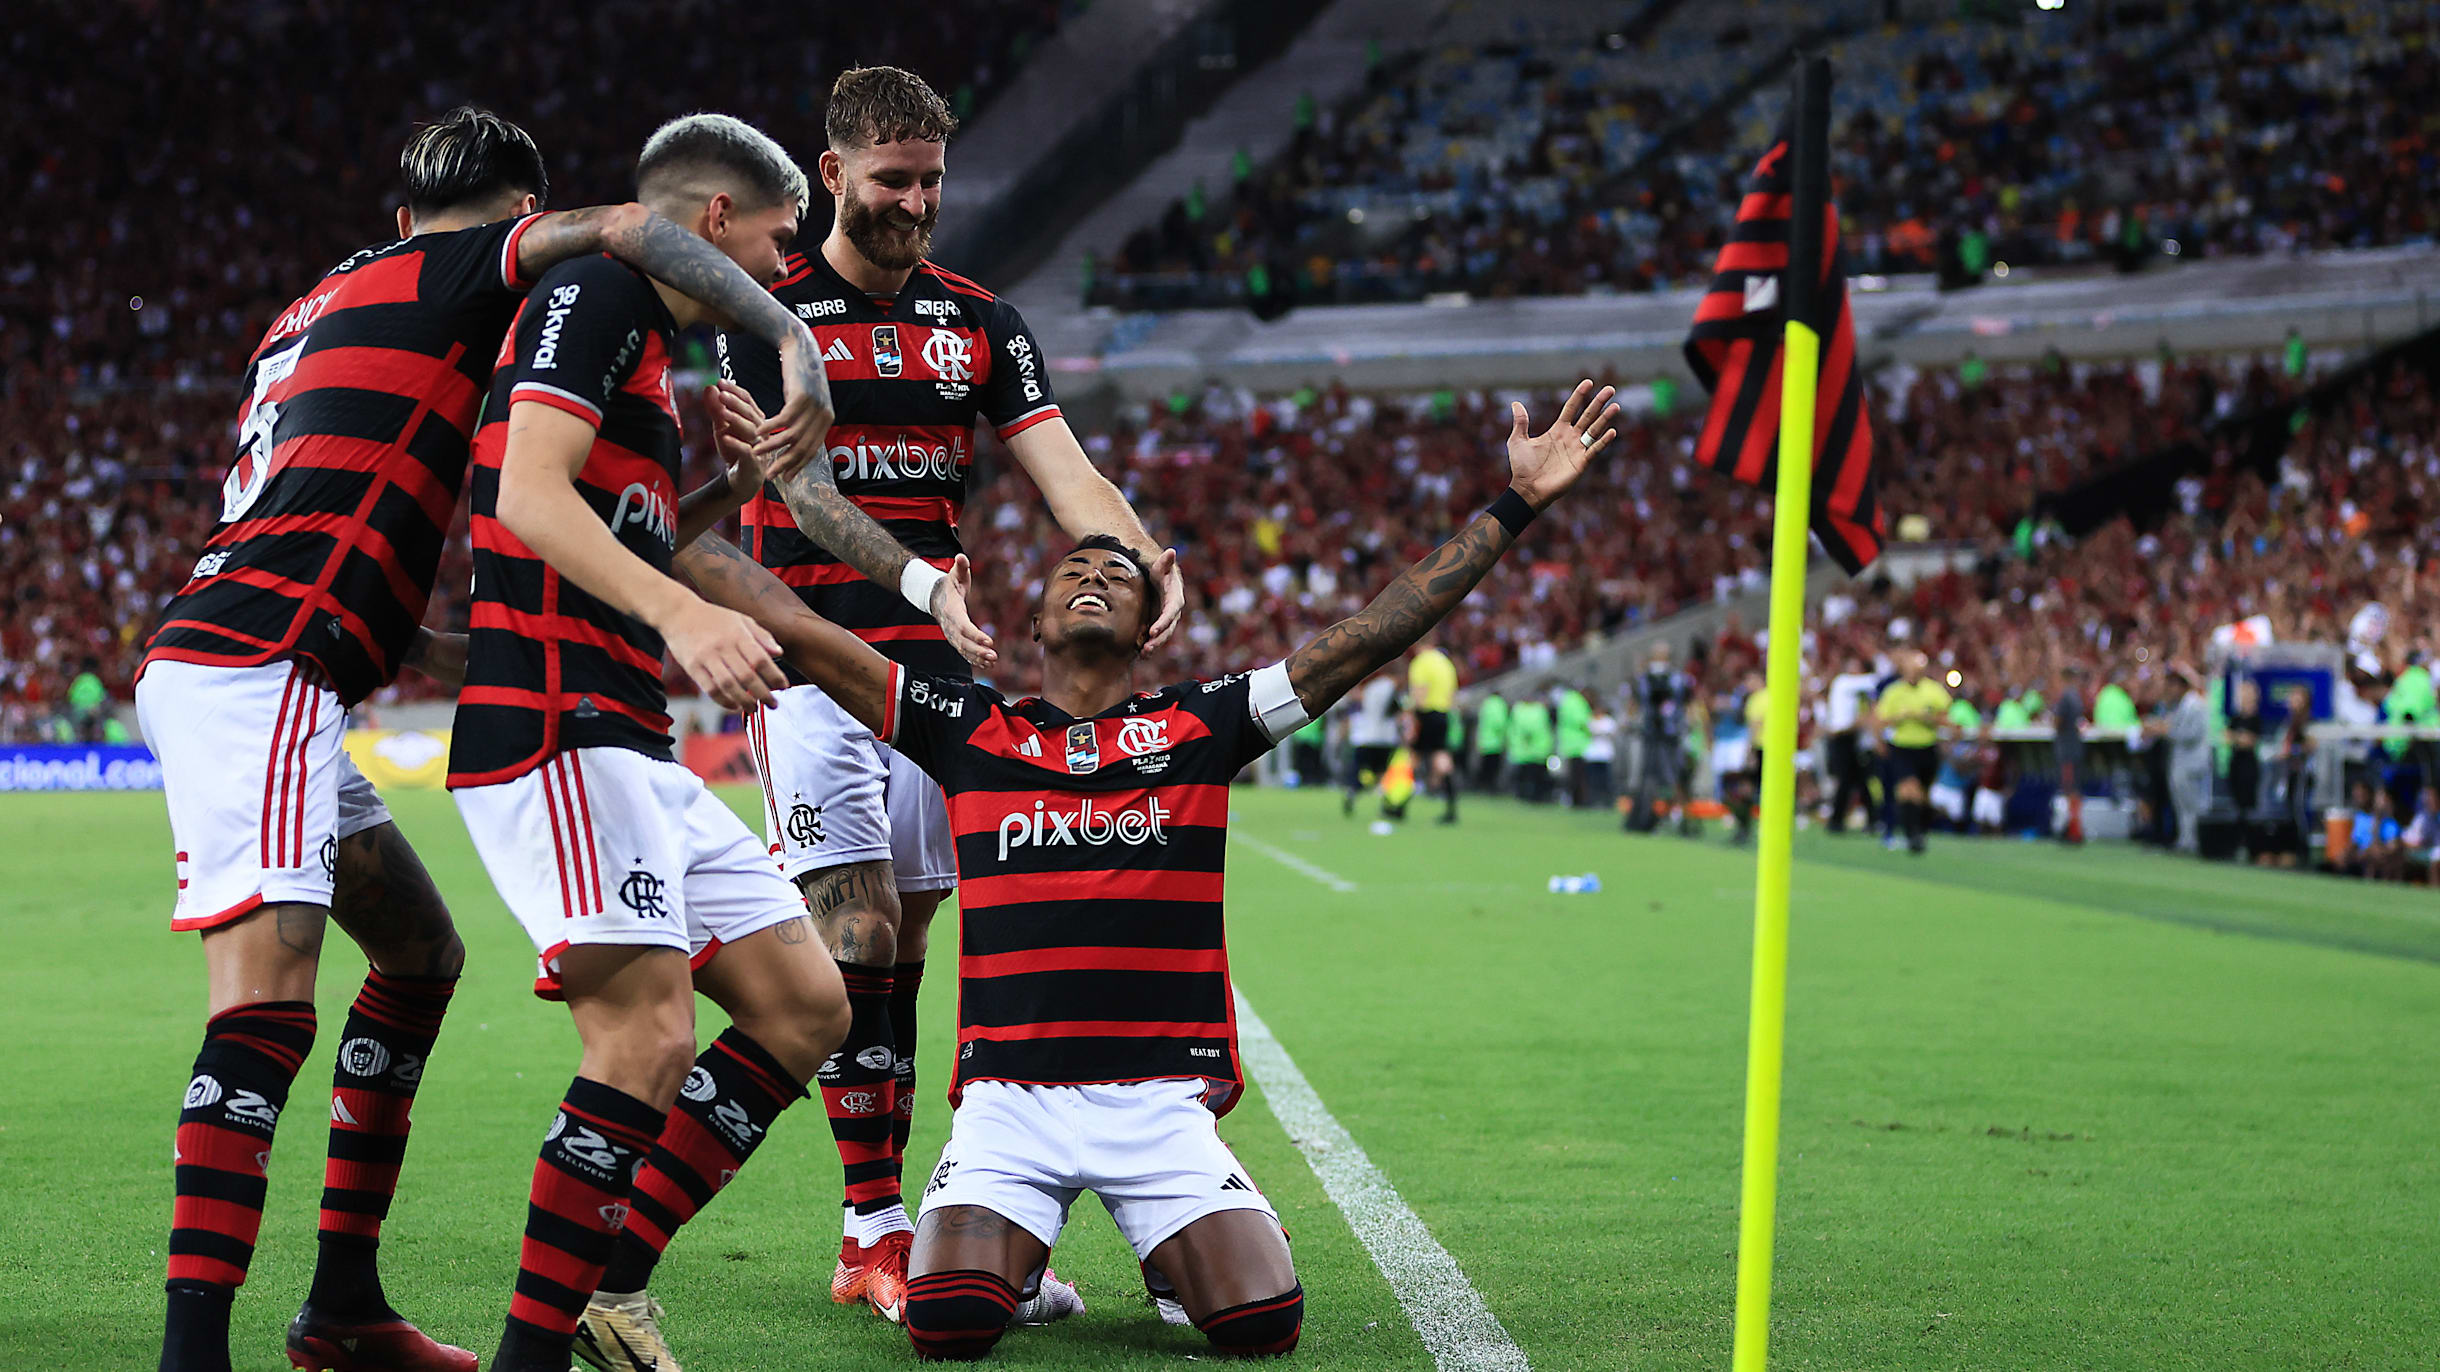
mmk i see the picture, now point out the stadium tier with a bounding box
[1085,0,2440,309]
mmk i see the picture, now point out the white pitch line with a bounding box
[1235,831,1359,892]
[1234,989,1531,1371]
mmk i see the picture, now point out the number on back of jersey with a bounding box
[221,339,305,523]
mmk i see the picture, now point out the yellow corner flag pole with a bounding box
[1733,53,1832,1372]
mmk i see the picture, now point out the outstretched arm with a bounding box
[514,204,834,473]
[671,530,899,733]
[1283,382,1620,718]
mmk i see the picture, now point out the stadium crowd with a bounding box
[1090,0,2440,308]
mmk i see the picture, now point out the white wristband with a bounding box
[900,559,947,615]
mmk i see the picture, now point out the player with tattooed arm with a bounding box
[674,380,1622,1360]
[135,105,840,1372]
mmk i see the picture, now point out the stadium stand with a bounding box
[1085,0,2440,309]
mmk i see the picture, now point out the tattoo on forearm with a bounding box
[775,464,917,590]
[604,209,803,348]
[674,532,809,625]
[1287,514,1513,714]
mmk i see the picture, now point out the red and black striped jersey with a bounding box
[719,252,1060,677]
[447,255,684,788]
[144,214,545,705]
[883,661,1312,1114]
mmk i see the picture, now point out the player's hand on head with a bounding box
[1145,547,1183,649]
[756,326,835,481]
[933,554,999,670]
[663,597,788,710]
[1506,380,1621,512]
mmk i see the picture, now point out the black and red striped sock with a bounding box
[823,962,903,1239]
[494,1078,662,1371]
[161,1000,317,1372]
[307,970,455,1319]
[601,1029,805,1293]
[903,1268,1016,1361]
[889,958,924,1163]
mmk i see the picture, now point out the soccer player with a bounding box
[441,113,968,1372]
[1406,633,1460,822]
[716,65,1183,1315]
[1874,649,1953,854]
[682,379,1619,1360]
[133,106,843,1372]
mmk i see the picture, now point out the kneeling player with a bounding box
[448,115,974,1372]
[682,380,1620,1359]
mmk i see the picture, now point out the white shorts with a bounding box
[452,747,804,997]
[136,658,393,932]
[746,682,954,890]
[1930,781,1967,821]
[919,1078,1278,1260]
[1971,787,2007,828]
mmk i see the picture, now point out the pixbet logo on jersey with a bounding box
[827,433,969,481]
[611,482,676,548]
[996,796,1172,861]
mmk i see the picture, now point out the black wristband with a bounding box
[1486,489,1537,538]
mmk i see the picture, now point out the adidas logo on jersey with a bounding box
[996,796,1171,861]
[1015,735,1042,758]
[821,337,853,364]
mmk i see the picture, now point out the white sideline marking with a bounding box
[1236,831,1359,892]
[1234,989,1531,1371]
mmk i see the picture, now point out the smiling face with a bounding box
[1034,548,1151,656]
[826,138,943,272]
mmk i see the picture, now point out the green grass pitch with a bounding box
[3,785,2436,1370]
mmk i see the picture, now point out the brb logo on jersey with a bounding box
[921,329,972,381]
[872,325,903,378]
[996,796,1173,861]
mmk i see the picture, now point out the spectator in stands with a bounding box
[2351,784,2405,882]
[2406,787,2440,886]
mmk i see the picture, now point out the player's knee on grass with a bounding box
[904,1269,1018,1361]
[1196,1285,1304,1358]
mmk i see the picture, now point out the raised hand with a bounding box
[709,381,770,496]
[929,554,999,669]
[1506,380,1622,511]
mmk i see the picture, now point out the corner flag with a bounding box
[1684,113,1883,574]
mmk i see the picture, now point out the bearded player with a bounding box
[133,106,839,1372]
[678,380,1621,1359]
[718,64,1183,1319]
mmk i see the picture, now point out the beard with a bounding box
[840,191,936,271]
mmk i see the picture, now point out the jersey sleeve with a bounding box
[501,257,652,428]
[1182,663,1310,770]
[419,214,548,304]
[882,666,991,776]
[979,299,1060,441]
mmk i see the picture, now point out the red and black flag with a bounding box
[1683,125,1883,573]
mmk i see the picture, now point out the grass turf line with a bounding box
[2,787,2436,1369]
